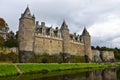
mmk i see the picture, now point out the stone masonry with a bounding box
[18,6,115,63]
[18,6,92,63]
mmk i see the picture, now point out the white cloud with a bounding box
[89,15,120,37]
[1,0,120,47]
[88,15,120,47]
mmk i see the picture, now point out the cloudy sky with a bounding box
[0,0,120,48]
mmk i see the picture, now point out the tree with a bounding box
[0,36,4,47]
[6,31,15,40]
[4,39,18,48]
[96,46,100,50]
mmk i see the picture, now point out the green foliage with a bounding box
[0,36,4,47]
[35,52,86,63]
[71,55,86,63]
[35,53,60,63]
[0,52,18,63]
[4,39,18,48]
[0,30,19,48]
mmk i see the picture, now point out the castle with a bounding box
[18,7,115,63]
[18,6,92,62]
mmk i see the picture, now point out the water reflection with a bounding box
[85,68,117,80]
[36,68,117,80]
[0,68,118,80]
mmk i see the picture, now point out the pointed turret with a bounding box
[81,27,92,62]
[60,20,70,54]
[82,27,90,36]
[18,6,35,63]
[21,6,33,19]
[61,20,69,30]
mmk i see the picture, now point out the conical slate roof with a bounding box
[21,6,33,19]
[61,20,69,30]
[82,27,90,36]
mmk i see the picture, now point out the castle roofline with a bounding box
[60,20,69,30]
[82,27,90,36]
[20,6,35,19]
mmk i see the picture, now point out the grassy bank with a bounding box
[0,64,18,76]
[0,63,117,77]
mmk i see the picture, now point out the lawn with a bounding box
[0,63,117,77]
[17,63,116,73]
[0,63,18,76]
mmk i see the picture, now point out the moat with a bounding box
[1,67,120,80]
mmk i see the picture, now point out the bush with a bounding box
[35,52,86,63]
[71,55,86,63]
[0,52,18,63]
[4,39,18,48]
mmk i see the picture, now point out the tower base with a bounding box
[19,50,35,63]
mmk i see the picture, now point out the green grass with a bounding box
[0,63,117,77]
[0,63,18,76]
[17,63,117,73]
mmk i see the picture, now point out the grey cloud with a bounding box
[1,0,120,47]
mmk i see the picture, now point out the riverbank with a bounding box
[0,63,117,77]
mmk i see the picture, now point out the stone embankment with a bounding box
[92,50,115,63]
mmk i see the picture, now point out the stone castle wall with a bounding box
[34,34,63,55]
[69,41,84,56]
[18,7,115,63]
[34,33,85,56]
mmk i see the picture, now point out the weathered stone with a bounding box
[100,51,115,62]
[19,51,35,63]
[18,7,92,63]
[92,50,102,62]
[92,50,115,63]
[18,7,116,63]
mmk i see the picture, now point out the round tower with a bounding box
[81,27,92,62]
[18,6,35,63]
[60,20,70,54]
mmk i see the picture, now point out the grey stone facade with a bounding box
[18,6,115,63]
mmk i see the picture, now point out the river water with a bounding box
[0,67,120,80]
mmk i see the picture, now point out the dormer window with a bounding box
[50,28,54,37]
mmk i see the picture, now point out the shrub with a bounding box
[0,52,18,63]
[35,52,86,63]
